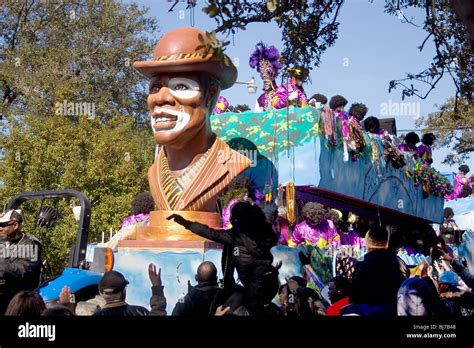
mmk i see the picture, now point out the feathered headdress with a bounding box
[249,42,281,80]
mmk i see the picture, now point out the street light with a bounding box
[234,77,257,94]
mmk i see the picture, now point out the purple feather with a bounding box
[249,41,281,76]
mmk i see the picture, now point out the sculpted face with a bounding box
[263,79,273,91]
[147,73,217,147]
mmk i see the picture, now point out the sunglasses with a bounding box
[0,222,15,228]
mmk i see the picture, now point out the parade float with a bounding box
[108,106,454,311]
[107,28,450,311]
[28,27,468,313]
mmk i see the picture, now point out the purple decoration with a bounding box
[290,219,339,246]
[121,213,150,229]
[445,172,471,200]
[249,42,282,76]
[415,143,433,165]
[338,230,366,248]
[221,198,238,228]
[398,143,417,154]
[272,82,307,109]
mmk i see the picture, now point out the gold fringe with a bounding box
[286,182,296,225]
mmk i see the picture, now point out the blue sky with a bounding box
[130,0,472,173]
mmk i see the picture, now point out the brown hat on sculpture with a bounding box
[133,27,237,89]
[131,28,251,242]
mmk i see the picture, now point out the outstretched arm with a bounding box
[167,214,234,245]
[148,263,167,316]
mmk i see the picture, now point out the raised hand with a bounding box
[148,263,162,287]
[166,214,187,225]
[59,286,74,304]
[215,305,231,316]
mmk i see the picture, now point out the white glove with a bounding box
[288,91,298,101]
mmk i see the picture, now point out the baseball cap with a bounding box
[99,271,129,292]
[0,209,24,227]
[438,271,460,286]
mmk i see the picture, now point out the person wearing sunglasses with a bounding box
[0,210,42,316]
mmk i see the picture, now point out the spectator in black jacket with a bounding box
[342,224,408,317]
[167,202,279,313]
[172,261,219,316]
[0,210,42,315]
[93,270,149,316]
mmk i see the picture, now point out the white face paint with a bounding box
[167,77,201,99]
[151,106,190,133]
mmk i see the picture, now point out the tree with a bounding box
[202,0,345,76]
[0,0,158,275]
[1,0,158,125]
[385,1,473,162]
[416,97,473,165]
[1,114,155,274]
[202,1,472,102]
[385,0,473,102]
[229,104,251,113]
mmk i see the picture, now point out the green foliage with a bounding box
[0,0,159,275]
[229,104,251,113]
[385,0,473,101]
[416,97,473,164]
[202,0,345,76]
[195,31,232,66]
[1,114,155,275]
[1,0,159,125]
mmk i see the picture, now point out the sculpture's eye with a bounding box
[149,84,160,94]
[174,83,189,91]
[168,77,201,99]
